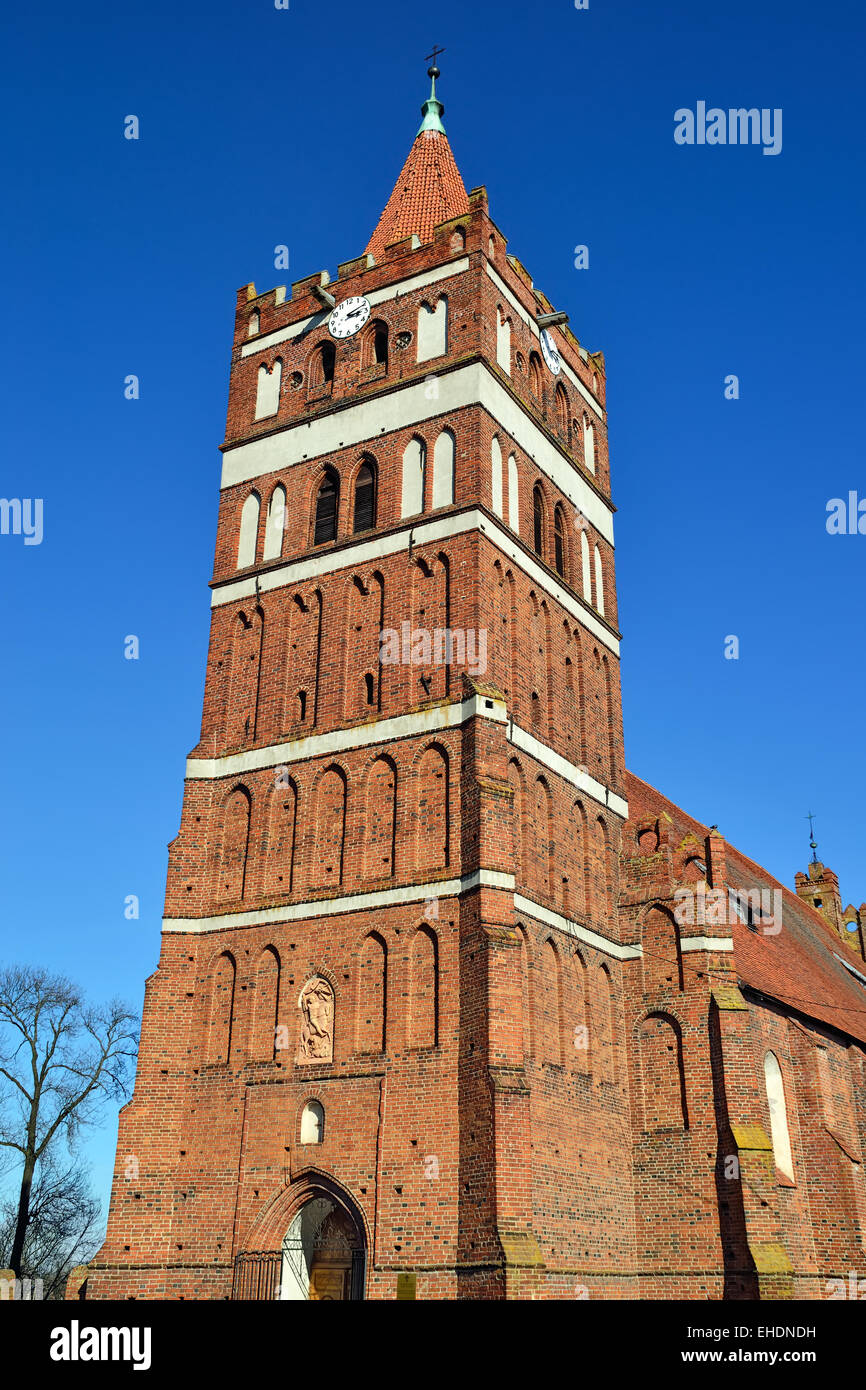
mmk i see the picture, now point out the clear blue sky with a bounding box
[1,0,863,1219]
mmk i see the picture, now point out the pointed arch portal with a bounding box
[232,1182,366,1301]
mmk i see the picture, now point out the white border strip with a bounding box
[219,362,615,548]
[484,262,604,421]
[508,724,628,819]
[679,935,735,953]
[186,693,507,779]
[241,259,471,358]
[514,895,641,961]
[185,702,627,821]
[211,507,620,657]
[162,867,515,934]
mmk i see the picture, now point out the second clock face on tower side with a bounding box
[539,328,562,375]
[328,295,372,339]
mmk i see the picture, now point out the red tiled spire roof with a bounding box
[365,69,469,260]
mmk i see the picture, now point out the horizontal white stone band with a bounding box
[679,936,735,952]
[508,723,628,819]
[162,868,515,934]
[212,507,620,658]
[484,261,604,421]
[185,702,626,821]
[240,259,471,359]
[186,693,508,779]
[220,361,615,546]
[514,895,641,961]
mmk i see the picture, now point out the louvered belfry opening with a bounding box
[314,471,339,544]
[353,463,376,533]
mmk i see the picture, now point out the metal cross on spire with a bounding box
[806,811,819,864]
[417,47,447,135]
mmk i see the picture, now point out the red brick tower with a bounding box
[86,63,625,1300]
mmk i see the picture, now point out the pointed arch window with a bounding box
[532,486,544,558]
[353,461,376,533]
[764,1051,795,1182]
[555,383,569,437]
[583,417,596,474]
[373,321,388,365]
[594,544,605,616]
[312,340,336,386]
[314,469,339,545]
[554,506,566,578]
[529,352,543,399]
[237,492,260,569]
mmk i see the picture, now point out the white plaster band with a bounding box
[514,894,641,961]
[211,507,620,658]
[162,868,515,934]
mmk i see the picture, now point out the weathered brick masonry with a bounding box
[78,70,866,1301]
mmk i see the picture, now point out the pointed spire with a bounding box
[417,55,446,135]
[364,53,469,261]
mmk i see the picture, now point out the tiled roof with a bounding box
[364,129,469,261]
[625,770,866,1046]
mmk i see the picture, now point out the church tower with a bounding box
[86,62,627,1300]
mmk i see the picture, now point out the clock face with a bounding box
[539,327,562,375]
[328,295,371,339]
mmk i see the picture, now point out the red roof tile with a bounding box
[365,129,469,261]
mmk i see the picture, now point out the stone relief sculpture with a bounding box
[297,977,334,1062]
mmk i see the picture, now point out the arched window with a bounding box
[580,529,591,601]
[583,417,596,474]
[313,469,339,545]
[364,672,375,705]
[529,352,543,398]
[555,383,569,437]
[507,453,519,533]
[248,310,260,337]
[491,437,503,517]
[353,461,376,533]
[594,544,605,616]
[237,492,260,569]
[554,506,566,578]
[764,1052,795,1181]
[312,340,336,386]
[432,429,455,508]
[417,297,447,362]
[255,359,281,419]
[496,309,511,375]
[532,486,544,557]
[300,1099,325,1144]
[263,484,286,561]
[401,437,426,518]
[371,320,388,366]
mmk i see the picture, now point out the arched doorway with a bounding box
[280,1193,365,1301]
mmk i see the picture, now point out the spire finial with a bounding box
[418,47,447,135]
[806,810,819,864]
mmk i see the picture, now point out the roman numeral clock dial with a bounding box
[328,295,372,339]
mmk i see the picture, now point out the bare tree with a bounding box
[0,966,138,1279]
[0,1152,102,1298]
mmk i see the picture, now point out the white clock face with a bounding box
[539,327,562,375]
[328,295,371,339]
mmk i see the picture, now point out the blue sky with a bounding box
[1,0,863,1220]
